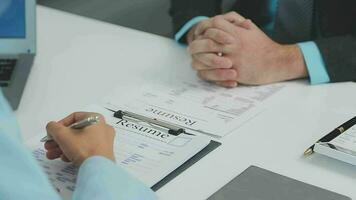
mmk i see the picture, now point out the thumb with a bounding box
[46,121,72,145]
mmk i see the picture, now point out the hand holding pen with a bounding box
[43,112,116,166]
[41,116,101,142]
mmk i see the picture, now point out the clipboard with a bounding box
[152,140,221,191]
[107,108,222,191]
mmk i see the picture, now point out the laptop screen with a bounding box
[0,0,26,38]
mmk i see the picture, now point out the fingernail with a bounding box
[230,82,238,87]
[229,70,238,79]
[226,59,233,68]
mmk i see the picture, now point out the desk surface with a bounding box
[16,6,356,200]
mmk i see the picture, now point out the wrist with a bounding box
[277,44,308,80]
[186,26,197,44]
[81,155,115,166]
[76,151,115,167]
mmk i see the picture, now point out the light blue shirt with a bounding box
[0,90,157,200]
[175,1,331,85]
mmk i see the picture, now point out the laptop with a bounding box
[0,0,36,109]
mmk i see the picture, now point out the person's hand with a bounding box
[44,112,115,167]
[188,12,308,86]
[186,12,246,45]
[186,12,248,87]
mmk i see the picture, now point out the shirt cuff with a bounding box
[174,16,209,44]
[74,156,157,200]
[298,41,330,85]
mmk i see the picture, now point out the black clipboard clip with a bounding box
[105,108,193,136]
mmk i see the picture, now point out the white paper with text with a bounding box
[106,79,284,137]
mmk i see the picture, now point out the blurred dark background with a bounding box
[38,0,173,37]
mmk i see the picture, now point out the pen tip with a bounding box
[303,148,314,156]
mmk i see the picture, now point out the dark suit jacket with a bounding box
[169,0,356,83]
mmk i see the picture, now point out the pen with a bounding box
[40,116,100,142]
[304,116,356,156]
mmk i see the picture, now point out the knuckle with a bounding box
[212,17,223,27]
[206,40,216,50]
[233,11,242,18]
[217,69,236,79]
[222,57,232,67]
[215,69,225,77]
[222,36,230,43]
[214,31,222,40]
[227,11,237,16]
[46,121,56,131]
[72,111,83,116]
[205,28,214,37]
[211,56,222,66]
[86,112,105,123]
[232,11,239,17]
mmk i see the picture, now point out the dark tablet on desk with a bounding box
[208,166,351,200]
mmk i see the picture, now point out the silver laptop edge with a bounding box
[1,0,36,109]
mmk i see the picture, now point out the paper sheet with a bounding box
[106,79,285,137]
[27,104,210,199]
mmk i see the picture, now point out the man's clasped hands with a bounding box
[186,12,308,88]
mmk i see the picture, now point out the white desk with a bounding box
[16,6,356,199]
